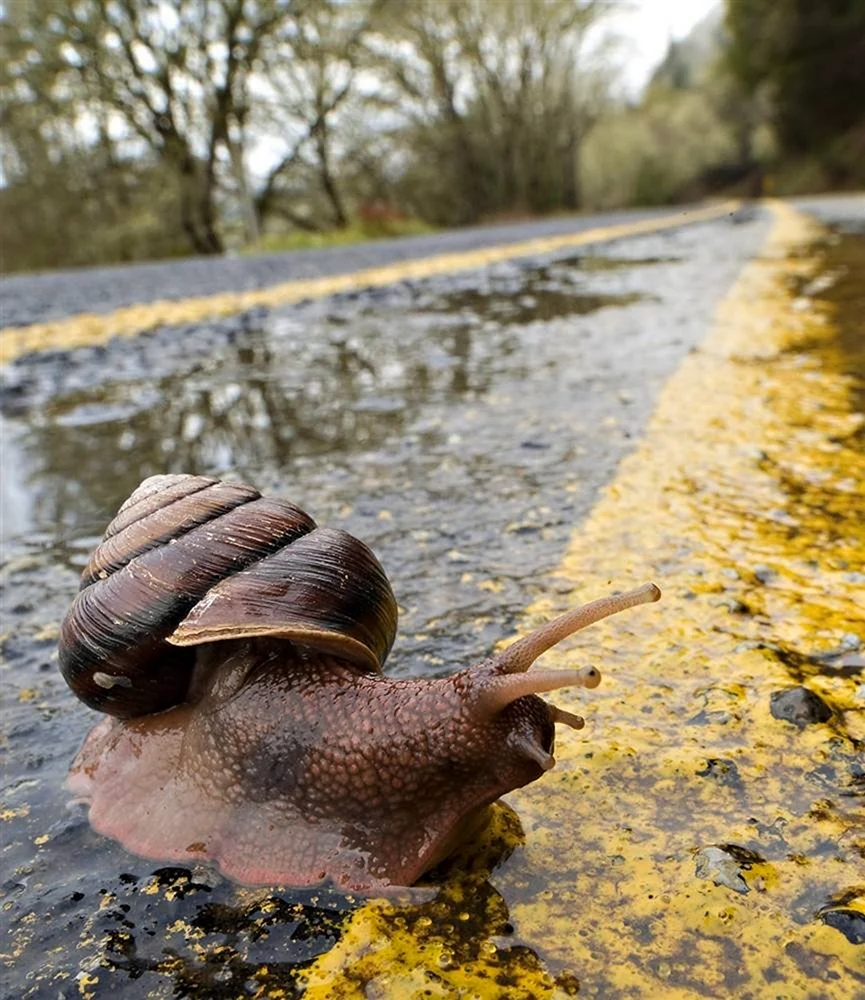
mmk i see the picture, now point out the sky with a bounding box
[610,0,721,95]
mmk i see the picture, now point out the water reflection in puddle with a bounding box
[1,320,512,558]
[0,251,665,564]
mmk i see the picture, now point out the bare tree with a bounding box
[4,0,298,254]
[252,0,385,232]
[365,0,612,225]
[1,0,618,269]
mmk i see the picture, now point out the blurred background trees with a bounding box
[2,0,863,273]
[725,0,865,190]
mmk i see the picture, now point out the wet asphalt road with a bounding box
[1,205,686,328]
[0,198,861,997]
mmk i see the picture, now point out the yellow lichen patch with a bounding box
[497,200,865,995]
[302,903,565,1000]
[75,971,100,998]
[0,202,738,365]
[299,201,864,996]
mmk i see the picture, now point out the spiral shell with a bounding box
[59,475,398,718]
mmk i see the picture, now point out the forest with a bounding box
[2,0,864,272]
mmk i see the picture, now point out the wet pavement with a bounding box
[1,200,863,998]
[0,206,683,329]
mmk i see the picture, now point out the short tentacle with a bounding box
[548,705,585,730]
[469,584,661,728]
[473,666,600,718]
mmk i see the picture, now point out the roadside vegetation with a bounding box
[1,0,863,273]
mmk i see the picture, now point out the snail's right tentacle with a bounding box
[488,583,661,675]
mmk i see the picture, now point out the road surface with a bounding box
[0,197,862,998]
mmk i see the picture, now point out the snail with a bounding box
[60,473,660,891]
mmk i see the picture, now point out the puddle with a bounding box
[554,252,678,272]
[427,287,645,326]
[0,249,664,564]
[421,253,663,325]
[0,321,509,565]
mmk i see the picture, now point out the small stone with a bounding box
[686,709,732,726]
[696,758,743,789]
[33,622,60,642]
[694,846,750,894]
[770,687,832,727]
[820,908,865,945]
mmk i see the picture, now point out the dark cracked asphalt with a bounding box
[1,205,770,674]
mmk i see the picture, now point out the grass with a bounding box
[244,218,436,255]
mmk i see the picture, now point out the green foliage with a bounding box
[0,156,189,274]
[581,89,740,209]
[725,0,865,173]
[248,217,434,256]
[378,0,612,227]
[2,0,862,273]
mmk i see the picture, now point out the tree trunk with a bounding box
[177,157,223,255]
[316,124,348,228]
[229,138,261,245]
[561,136,581,211]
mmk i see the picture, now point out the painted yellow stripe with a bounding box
[0,200,739,366]
[296,201,864,996]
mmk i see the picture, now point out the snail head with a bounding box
[450,583,661,776]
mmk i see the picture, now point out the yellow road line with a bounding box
[298,200,864,997]
[0,200,739,366]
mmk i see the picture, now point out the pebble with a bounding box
[820,907,865,945]
[770,687,832,727]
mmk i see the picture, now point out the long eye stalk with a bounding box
[473,583,660,718]
[492,583,660,676]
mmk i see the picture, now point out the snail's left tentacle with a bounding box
[548,704,585,730]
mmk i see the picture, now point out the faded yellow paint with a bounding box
[298,201,865,997]
[0,201,739,365]
[0,806,30,821]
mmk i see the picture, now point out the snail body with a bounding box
[61,474,660,891]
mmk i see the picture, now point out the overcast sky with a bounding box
[612,0,721,94]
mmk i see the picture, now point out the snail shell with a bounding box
[59,474,397,718]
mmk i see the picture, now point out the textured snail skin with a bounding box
[66,642,553,890]
[61,474,661,891]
